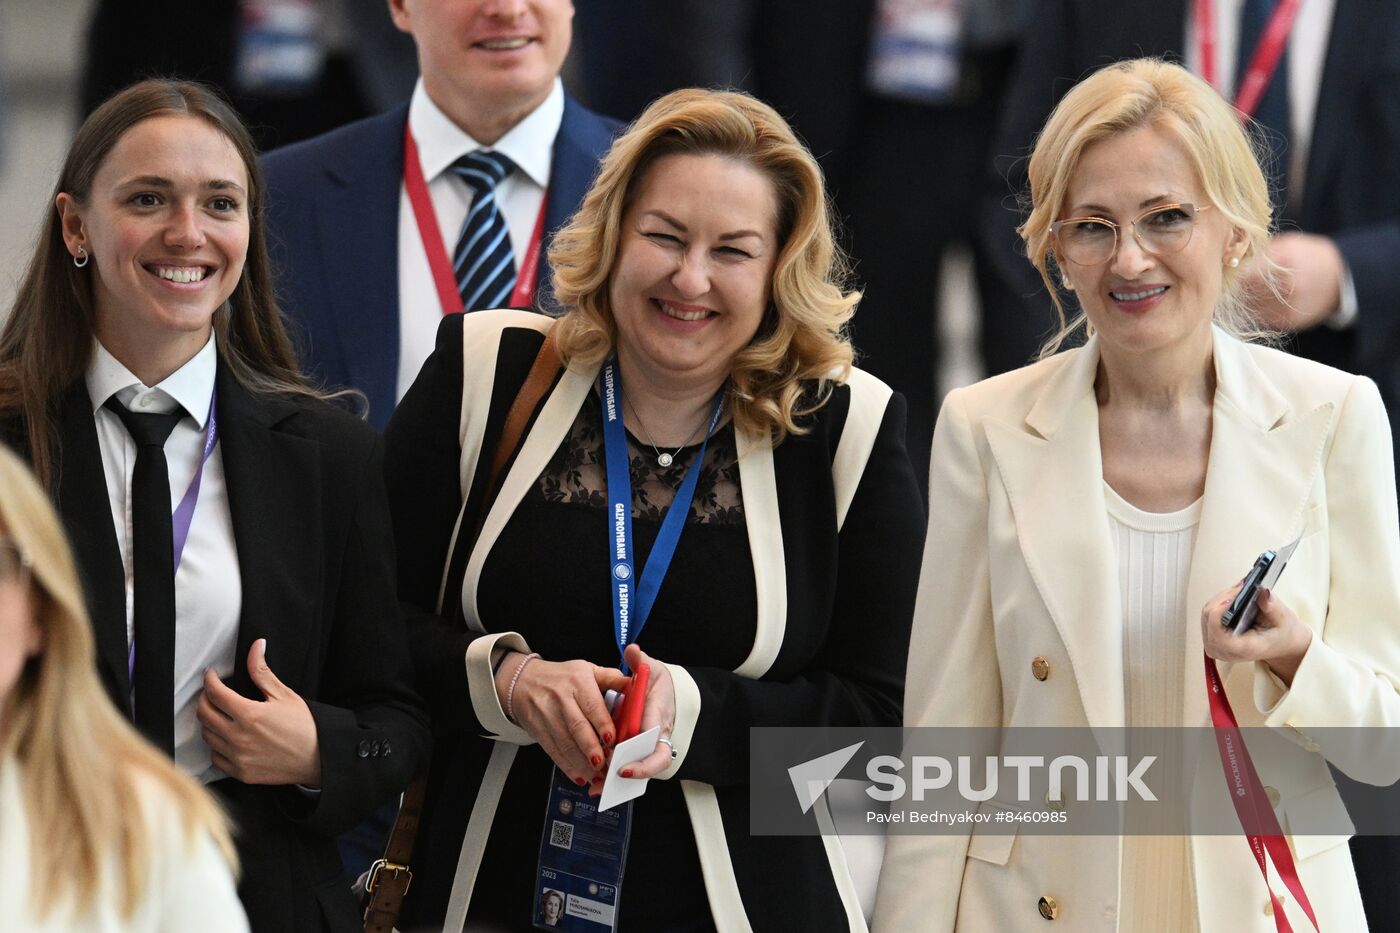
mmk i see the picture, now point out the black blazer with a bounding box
[5,365,430,932]
[384,312,926,930]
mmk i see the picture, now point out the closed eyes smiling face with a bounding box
[608,152,779,394]
[1058,124,1244,359]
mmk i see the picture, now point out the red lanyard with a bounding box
[403,124,547,315]
[1204,655,1320,932]
[1194,0,1304,118]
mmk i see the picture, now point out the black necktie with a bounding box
[1237,0,1292,212]
[104,397,183,755]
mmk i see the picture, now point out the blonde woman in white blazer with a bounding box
[0,444,247,932]
[875,59,1400,932]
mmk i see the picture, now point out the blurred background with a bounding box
[0,0,996,417]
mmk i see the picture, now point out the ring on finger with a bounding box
[658,736,677,760]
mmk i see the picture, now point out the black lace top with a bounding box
[474,390,756,931]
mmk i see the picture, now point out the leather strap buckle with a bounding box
[366,858,413,896]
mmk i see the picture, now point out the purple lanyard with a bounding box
[127,387,219,683]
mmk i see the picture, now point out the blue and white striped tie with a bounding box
[451,150,518,311]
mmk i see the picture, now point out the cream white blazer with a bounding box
[874,328,1400,932]
[0,754,247,932]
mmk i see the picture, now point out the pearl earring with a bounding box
[1228,256,1240,268]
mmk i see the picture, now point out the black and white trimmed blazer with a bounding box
[386,309,925,932]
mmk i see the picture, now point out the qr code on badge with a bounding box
[549,820,574,850]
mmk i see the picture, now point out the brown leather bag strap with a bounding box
[364,325,562,933]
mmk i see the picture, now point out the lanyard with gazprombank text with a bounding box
[600,359,725,673]
[402,124,547,315]
[1204,654,1320,932]
[1194,0,1303,119]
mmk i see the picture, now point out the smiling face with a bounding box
[1058,124,1245,360]
[392,0,573,122]
[57,114,249,366]
[608,153,780,395]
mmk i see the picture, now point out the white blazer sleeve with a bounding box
[873,389,1002,932]
[1253,375,1400,785]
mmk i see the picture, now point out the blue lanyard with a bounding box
[600,359,725,671]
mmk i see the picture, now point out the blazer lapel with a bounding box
[215,365,322,698]
[1180,330,1332,723]
[55,383,131,710]
[314,107,407,416]
[538,98,616,307]
[986,339,1126,729]
[464,358,598,630]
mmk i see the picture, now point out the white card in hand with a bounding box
[598,726,660,813]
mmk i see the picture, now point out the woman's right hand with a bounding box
[496,652,631,785]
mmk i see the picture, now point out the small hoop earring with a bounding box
[73,245,89,268]
[1228,256,1240,268]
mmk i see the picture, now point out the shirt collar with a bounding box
[408,77,564,190]
[85,334,218,428]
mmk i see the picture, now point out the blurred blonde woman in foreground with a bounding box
[0,443,247,931]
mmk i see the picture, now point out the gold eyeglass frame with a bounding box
[1050,202,1212,266]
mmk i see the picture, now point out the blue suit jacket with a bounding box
[263,97,619,429]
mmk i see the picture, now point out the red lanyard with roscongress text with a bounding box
[1194,0,1303,118]
[1204,655,1320,932]
[402,124,546,315]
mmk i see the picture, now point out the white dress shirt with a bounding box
[86,336,241,784]
[396,77,565,401]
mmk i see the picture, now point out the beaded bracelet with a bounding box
[505,652,541,724]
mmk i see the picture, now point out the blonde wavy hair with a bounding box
[1020,58,1277,357]
[549,88,857,442]
[0,444,236,920]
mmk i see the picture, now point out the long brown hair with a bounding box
[0,79,321,489]
[0,444,236,919]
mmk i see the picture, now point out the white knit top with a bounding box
[1104,481,1202,933]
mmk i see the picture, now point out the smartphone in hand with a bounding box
[1221,534,1302,634]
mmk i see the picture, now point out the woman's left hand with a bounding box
[589,643,677,794]
[197,638,322,787]
[1201,582,1314,686]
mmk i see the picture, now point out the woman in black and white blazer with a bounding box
[386,89,925,931]
[0,80,429,932]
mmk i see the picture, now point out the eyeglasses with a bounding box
[0,540,30,585]
[1050,203,1212,266]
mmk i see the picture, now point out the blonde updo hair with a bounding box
[1020,58,1277,356]
[549,88,857,443]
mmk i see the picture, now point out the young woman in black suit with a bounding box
[0,79,429,932]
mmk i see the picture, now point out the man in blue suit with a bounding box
[264,0,618,430]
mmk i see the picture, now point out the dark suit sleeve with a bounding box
[292,432,430,836]
[383,316,510,735]
[665,394,926,787]
[1335,223,1400,383]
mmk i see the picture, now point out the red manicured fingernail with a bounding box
[574,776,586,786]
[620,769,633,778]
[602,733,614,746]
[591,754,602,768]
